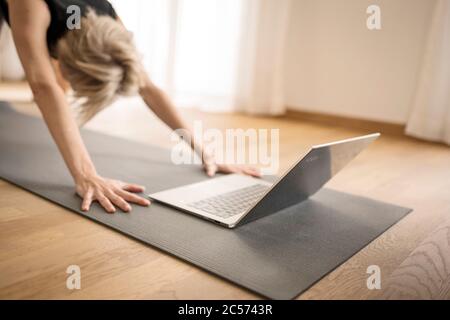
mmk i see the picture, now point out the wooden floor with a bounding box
[1,98,450,300]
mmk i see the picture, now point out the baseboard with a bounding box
[285,109,406,136]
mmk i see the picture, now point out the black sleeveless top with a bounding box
[0,0,117,57]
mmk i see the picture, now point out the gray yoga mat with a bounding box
[0,102,411,299]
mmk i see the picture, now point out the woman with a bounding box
[0,0,260,213]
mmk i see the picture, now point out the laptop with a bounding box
[149,133,380,228]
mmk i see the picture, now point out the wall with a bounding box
[284,0,436,124]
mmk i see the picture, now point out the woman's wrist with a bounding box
[194,143,213,165]
[72,163,98,184]
[182,130,206,162]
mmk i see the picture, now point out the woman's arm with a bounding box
[8,0,150,212]
[115,16,258,176]
[138,74,261,177]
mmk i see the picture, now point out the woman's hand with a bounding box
[76,174,151,213]
[202,155,261,178]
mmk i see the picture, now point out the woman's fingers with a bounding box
[215,164,261,177]
[81,189,94,212]
[116,180,150,206]
[105,189,131,212]
[122,183,146,193]
[96,193,116,213]
[217,164,239,174]
[76,176,150,214]
[243,166,261,177]
[116,188,151,207]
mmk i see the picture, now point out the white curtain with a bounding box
[406,0,450,145]
[110,0,291,114]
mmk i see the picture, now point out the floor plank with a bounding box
[381,219,450,300]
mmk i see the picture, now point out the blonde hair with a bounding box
[57,10,141,125]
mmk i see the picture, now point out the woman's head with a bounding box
[57,10,141,125]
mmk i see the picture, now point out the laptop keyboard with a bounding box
[188,184,270,219]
